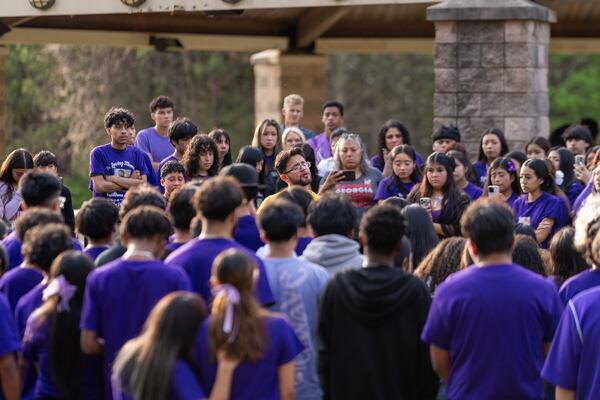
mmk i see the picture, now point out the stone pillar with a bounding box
[250,50,327,133]
[427,0,556,155]
[0,46,6,157]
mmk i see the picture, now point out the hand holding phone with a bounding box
[340,170,356,181]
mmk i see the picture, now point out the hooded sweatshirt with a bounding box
[301,234,363,274]
[317,265,438,400]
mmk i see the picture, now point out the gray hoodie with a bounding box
[301,234,363,275]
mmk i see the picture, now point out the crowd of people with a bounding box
[0,93,597,399]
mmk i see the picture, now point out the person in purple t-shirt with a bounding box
[89,108,149,207]
[165,186,197,257]
[512,159,569,248]
[374,145,421,202]
[472,128,509,186]
[76,198,119,262]
[194,249,303,400]
[165,177,274,307]
[307,100,344,165]
[447,150,482,201]
[81,207,191,400]
[0,292,21,400]
[0,218,72,315]
[113,292,238,400]
[481,157,521,208]
[371,120,425,176]
[158,117,197,192]
[135,96,175,172]
[421,200,563,400]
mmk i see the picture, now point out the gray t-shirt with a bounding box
[327,167,384,212]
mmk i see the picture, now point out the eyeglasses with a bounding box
[284,161,311,174]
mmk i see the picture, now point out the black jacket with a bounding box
[318,265,438,400]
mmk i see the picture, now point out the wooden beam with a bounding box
[315,37,434,54]
[0,28,288,51]
[0,1,439,18]
[550,38,600,53]
[296,7,350,48]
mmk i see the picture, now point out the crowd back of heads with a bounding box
[278,187,314,227]
[76,198,119,241]
[23,223,72,272]
[549,227,588,287]
[414,237,466,294]
[20,171,62,208]
[120,184,167,219]
[258,200,304,242]
[401,204,440,268]
[512,234,546,276]
[15,207,64,241]
[307,193,357,238]
[120,206,172,242]
[359,205,405,255]
[168,187,198,231]
[194,177,243,221]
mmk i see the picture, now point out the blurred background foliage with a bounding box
[4,44,599,208]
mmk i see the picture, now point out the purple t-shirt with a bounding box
[565,180,585,207]
[24,317,103,400]
[512,192,569,248]
[558,268,600,305]
[463,182,482,201]
[157,154,178,193]
[374,177,416,201]
[89,144,149,206]
[0,267,43,315]
[421,264,563,400]
[165,237,274,306]
[135,127,174,166]
[81,259,191,399]
[194,315,304,400]
[472,160,488,186]
[542,286,600,398]
[3,233,81,271]
[83,246,110,262]
[15,283,45,338]
[573,180,593,215]
[307,133,332,165]
[506,192,519,208]
[0,292,21,357]
[233,215,264,252]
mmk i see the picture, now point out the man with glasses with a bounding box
[258,147,320,213]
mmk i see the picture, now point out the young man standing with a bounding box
[158,117,197,176]
[89,108,148,207]
[308,100,344,164]
[421,200,563,399]
[280,94,316,140]
[563,124,593,156]
[135,96,175,172]
[258,199,329,400]
[318,205,438,400]
[165,177,274,307]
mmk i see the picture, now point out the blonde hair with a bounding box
[283,94,304,108]
[281,127,306,148]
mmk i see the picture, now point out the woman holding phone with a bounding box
[482,157,521,207]
[548,147,585,206]
[320,133,384,216]
[408,152,469,238]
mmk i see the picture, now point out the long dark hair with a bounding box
[237,146,266,188]
[113,292,207,400]
[387,145,421,197]
[409,152,461,203]
[0,148,34,198]
[521,158,558,195]
[182,134,219,179]
[209,249,266,362]
[551,147,577,192]
[549,227,588,287]
[376,120,411,168]
[414,237,466,294]
[209,128,233,169]
[483,156,521,196]
[401,204,439,267]
[26,251,93,398]
[477,127,509,162]
[525,136,551,157]
[447,149,479,185]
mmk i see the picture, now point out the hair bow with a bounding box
[43,275,77,312]
[211,284,241,343]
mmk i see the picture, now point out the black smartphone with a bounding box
[340,170,356,181]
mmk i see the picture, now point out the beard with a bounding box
[292,174,313,187]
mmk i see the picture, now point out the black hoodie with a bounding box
[317,265,438,400]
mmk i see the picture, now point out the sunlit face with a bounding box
[11,168,30,184]
[282,154,311,186]
[384,128,404,151]
[261,125,278,151]
[548,150,561,172]
[519,165,543,194]
[322,106,343,133]
[392,153,415,181]
[566,138,589,156]
[283,132,303,151]
[433,138,456,153]
[215,136,230,159]
[151,107,174,129]
[283,103,303,125]
[526,144,546,160]
[339,139,362,170]
[482,134,502,160]
[452,158,466,183]
[490,167,514,193]
[426,163,448,191]
[161,172,185,195]
[198,151,214,174]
